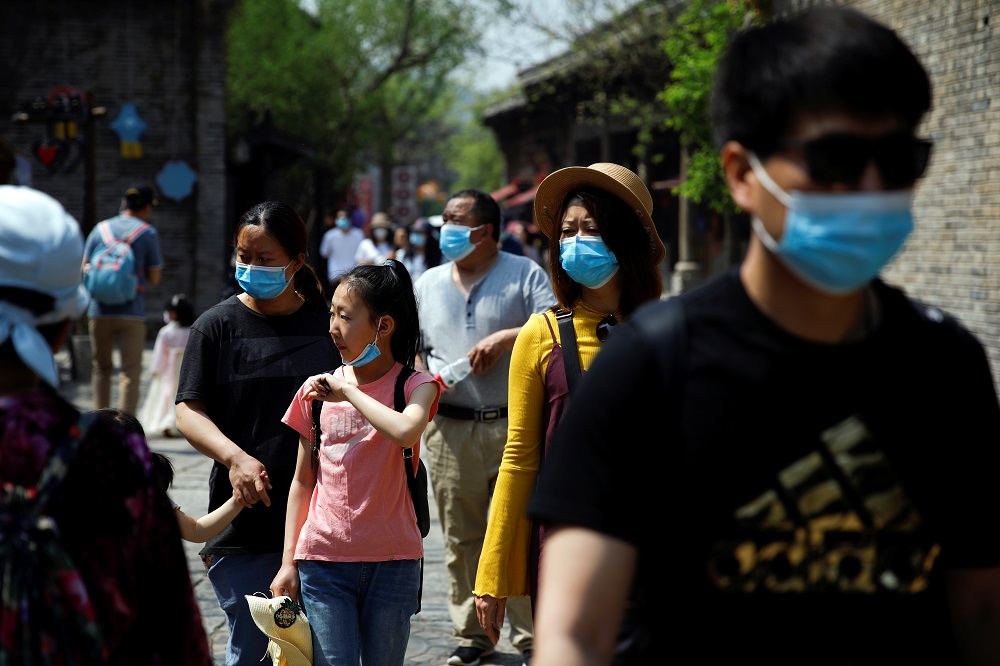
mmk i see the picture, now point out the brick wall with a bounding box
[0,0,229,327]
[775,0,1000,386]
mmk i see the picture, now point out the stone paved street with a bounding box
[56,339,526,665]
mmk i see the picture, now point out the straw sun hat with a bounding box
[245,594,313,666]
[533,162,665,264]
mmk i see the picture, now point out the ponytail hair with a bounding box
[330,259,419,368]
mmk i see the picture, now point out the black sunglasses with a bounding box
[776,131,932,188]
[596,314,618,342]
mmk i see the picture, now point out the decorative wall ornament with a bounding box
[109,102,147,158]
[156,159,198,201]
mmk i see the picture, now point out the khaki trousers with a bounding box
[423,416,534,652]
[89,316,146,413]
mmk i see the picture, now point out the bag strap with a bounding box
[393,365,425,613]
[398,365,417,487]
[123,222,151,244]
[553,308,582,396]
[97,220,117,245]
[95,221,149,249]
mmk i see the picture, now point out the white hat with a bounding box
[0,186,90,386]
[245,594,313,666]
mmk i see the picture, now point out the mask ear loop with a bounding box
[747,152,793,207]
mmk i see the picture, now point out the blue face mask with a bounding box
[335,216,351,230]
[439,223,484,262]
[559,235,620,288]
[343,316,383,367]
[748,153,914,294]
[235,261,293,300]
[409,232,426,248]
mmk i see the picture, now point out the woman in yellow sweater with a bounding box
[473,163,665,648]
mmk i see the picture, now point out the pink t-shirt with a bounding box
[281,363,439,562]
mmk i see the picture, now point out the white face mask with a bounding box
[163,311,171,324]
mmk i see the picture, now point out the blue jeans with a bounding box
[298,559,420,666]
[206,553,283,666]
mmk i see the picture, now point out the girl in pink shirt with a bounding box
[274,259,439,666]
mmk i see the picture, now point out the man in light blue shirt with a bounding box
[82,184,163,412]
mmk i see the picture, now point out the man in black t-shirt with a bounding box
[528,7,1000,666]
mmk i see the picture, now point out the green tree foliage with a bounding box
[659,0,758,214]
[445,96,505,193]
[227,0,511,193]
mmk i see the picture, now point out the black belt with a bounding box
[436,403,508,422]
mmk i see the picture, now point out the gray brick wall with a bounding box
[0,0,229,328]
[774,0,1000,388]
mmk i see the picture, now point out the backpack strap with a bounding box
[123,222,151,244]
[553,308,582,396]
[395,365,429,613]
[97,220,117,245]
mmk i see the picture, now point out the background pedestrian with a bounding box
[82,183,163,413]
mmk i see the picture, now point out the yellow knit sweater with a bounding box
[474,299,620,599]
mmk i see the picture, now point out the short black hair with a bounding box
[124,184,158,211]
[450,189,501,242]
[711,5,932,156]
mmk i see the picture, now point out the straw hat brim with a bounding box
[246,595,313,666]
[533,163,665,265]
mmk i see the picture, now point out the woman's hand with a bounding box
[475,594,506,645]
[228,450,272,507]
[270,562,301,602]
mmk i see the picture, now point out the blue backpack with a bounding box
[83,221,150,305]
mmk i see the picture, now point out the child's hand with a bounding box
[308,373,348,402]
[232,471,270,508]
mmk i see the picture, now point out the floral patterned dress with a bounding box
[0,385,211,665]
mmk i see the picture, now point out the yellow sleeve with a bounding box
[475,311,553,598]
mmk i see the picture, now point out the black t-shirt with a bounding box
[529,268,1000,665]
[176,295,340,555]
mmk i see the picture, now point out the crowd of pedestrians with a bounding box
[4,6,1000,666]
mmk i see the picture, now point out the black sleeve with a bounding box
[528,316,666,546]
[932,320,1000,568]
[175,324,214,404]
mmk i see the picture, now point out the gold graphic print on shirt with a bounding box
[707,415,940,594]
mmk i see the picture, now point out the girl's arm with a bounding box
[269,434,318,602]
[310,373,438,448]
[176,495,243,544]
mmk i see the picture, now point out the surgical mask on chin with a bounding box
[747,152,914,295]
[439,223,484,262]
[235,261,294,300]
[343,317,383,367]
[559,235,620,288]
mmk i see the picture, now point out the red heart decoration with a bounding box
[36,144,58,166]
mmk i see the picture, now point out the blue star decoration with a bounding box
[109,103,147,158]
[156,160,198,201]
